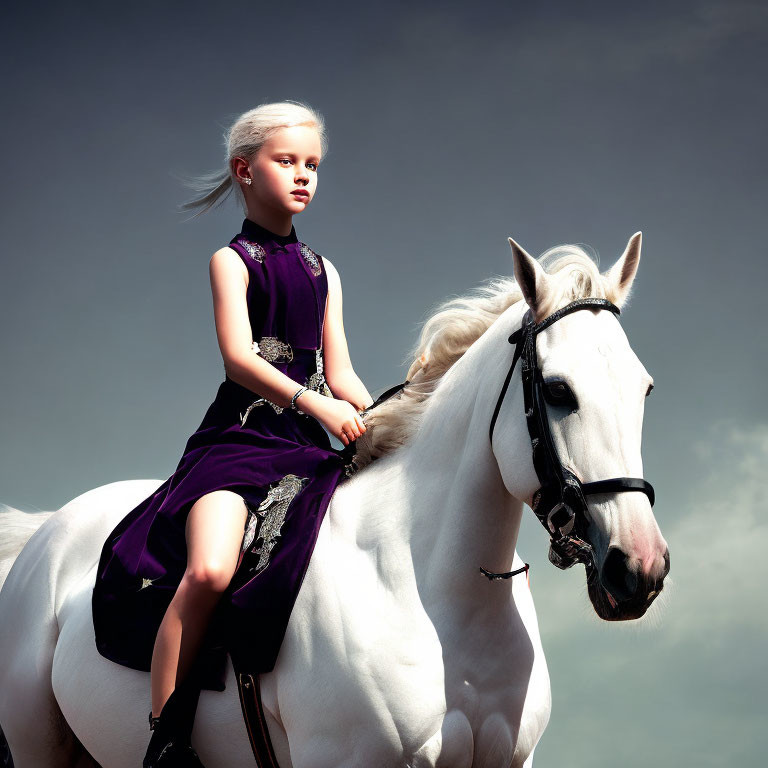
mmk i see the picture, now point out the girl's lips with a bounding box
[291,190,309,199]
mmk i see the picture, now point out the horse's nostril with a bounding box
[602,547,638,602]
[662,547,671,578]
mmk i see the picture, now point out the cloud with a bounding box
[388,1,768,76]
[659,419,768,642]
[520,418,768,766]
[556,1,768,71]
[530,418,768,638]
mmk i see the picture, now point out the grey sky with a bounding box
[2,1,766,765]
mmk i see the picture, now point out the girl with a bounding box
[91,101,374,767]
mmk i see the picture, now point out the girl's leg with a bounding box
[149,489,248,718]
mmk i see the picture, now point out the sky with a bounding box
[1,1,766,765]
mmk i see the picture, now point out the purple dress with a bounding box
[91,218,354,691]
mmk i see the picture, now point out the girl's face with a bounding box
[247,125,322,214]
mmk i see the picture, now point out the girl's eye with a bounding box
[279,159,318,171]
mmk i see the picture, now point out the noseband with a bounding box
[483,298,656,580]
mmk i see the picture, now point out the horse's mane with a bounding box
[349,244,621,472]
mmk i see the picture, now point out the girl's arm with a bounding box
[321,257,374,411]
[210,247,326,411]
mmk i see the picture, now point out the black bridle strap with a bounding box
[489,298,621,445]
[361,380,411,413]
[339,297,655,582]
[482,296,655,581]
[488,329,525,444]
[532,297,621,334]
[479,562,530,581]
[582,477,655,507]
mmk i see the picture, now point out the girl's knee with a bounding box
[183,563,234,594]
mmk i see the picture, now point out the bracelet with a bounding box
[290,386,308,413]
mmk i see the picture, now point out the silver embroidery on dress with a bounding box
[245,474,309,575]
[239,336,294,425]
[239,343,333,427]
[241,499,259,553]
[299,243,322,277]
[237,238,267,262]
[306,347,333,398]
[257,336,293,363]
[240,396,284,424]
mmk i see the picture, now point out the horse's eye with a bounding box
[646,383,654,397]
[543,380,578,410]
[549,383,568,398]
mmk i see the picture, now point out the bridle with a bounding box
[339,297,656,584]
[483,297,655,580]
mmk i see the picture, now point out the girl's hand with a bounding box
[301,392,367,445]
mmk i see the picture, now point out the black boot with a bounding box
[143,667,206,768]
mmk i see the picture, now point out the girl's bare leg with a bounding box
[149,489,248,718]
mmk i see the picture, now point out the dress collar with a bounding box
[240,217,298,246]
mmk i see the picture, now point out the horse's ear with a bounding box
[606,231,642,307]
[509,237,550,319]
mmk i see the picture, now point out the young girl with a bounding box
[91,101,374,767]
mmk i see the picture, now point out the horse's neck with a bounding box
[338,308,547,746]
[354,309,528,622]
[343,318,536,744]
[404,396,523,613]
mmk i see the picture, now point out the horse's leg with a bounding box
[0,724,98,768]
[0,575,91,767]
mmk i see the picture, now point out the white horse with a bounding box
[0,233,669,768]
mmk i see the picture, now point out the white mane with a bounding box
[352,244,622,468]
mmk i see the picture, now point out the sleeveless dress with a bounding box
[91,217,357,692]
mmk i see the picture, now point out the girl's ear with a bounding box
[605,231,642,308]
[508,237,551,320]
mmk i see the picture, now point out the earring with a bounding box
[244,178,252,185]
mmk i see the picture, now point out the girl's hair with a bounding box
[177,100,327,219]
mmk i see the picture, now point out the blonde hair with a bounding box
[177,100,327,218]
[352,244,618,469]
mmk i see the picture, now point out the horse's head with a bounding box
[498,232,669,620]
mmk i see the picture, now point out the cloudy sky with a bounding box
[2,1,766,765]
